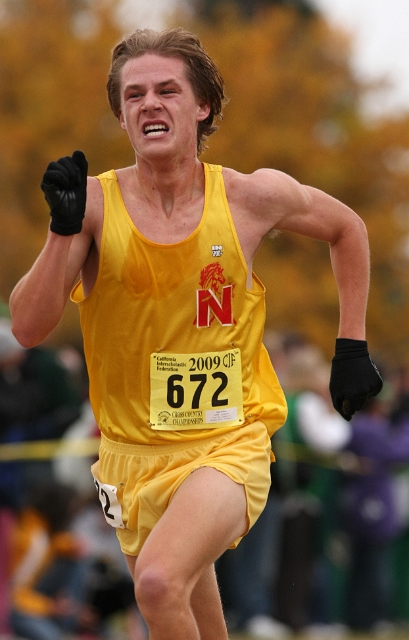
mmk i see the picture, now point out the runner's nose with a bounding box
[142,92,162,111]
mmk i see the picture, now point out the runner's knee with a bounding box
[134,565,185,616]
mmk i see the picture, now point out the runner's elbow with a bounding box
[11,316,52,348]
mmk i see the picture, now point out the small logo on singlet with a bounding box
[195,262,235,328]
[212,245,223,257]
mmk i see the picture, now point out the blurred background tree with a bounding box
[0,0,131,344]
[1,0,409,364]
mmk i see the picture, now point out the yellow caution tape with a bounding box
[0,437,101,462]
[0,436,370,475]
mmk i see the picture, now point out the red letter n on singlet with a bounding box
[196,286,233,328]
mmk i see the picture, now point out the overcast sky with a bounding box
[312,0,409,117]
[119,0,409,118]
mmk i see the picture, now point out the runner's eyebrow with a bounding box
[124,79,181,92]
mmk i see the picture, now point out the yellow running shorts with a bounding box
[91,420,273,557]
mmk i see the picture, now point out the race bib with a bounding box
[92,474,125,529]
[150,349,244,430]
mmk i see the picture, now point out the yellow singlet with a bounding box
[71,163,287,444]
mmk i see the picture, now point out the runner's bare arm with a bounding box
[275,182,369,340]
[10,176,102,347]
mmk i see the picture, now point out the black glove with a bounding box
[41,150,88,235]
[329,338,383,421]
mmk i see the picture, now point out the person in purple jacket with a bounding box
[340,385,409,632]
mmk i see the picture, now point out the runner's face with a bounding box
[119,53,210,160]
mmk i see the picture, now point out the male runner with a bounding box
[9,27,382,640]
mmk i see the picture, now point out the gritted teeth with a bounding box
[144,124,168,135]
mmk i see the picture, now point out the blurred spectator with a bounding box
[273,343,350,634]
[8,483,95,640]
[0,319,83,633]
[339,382,409,633]
[0,318,82,506]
